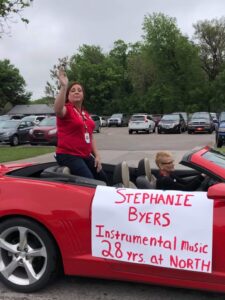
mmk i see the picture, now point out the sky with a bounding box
[1,0,225,100]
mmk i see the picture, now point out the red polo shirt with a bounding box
[56,103,95,157]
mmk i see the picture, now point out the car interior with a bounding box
[4,158,217,191]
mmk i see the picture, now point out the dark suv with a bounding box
[216,112,225,147]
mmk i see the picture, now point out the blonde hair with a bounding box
[155,151,173,168]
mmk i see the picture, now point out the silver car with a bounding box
[90,115,101,133]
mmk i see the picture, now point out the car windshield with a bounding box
[219,112,225,122]
[202,150,225,169]
[0,120,20,128]
[131,116,145,121]
[191,113,209,120]
[39,117,56,126]
[162,114,179,121]
[111,114,122,118]
[0,115,10,121]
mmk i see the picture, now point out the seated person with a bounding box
[155,151,205,191]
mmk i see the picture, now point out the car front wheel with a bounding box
[10,135,19,146]
[0,218,59,293]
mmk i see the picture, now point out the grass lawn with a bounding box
[0,146,55,163]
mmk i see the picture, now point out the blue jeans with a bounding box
[55,153,108,184]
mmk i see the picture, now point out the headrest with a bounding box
[113,161,130,187]
[137,158,152,181]
[55,166,71,175]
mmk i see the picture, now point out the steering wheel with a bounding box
[200,176,217,191]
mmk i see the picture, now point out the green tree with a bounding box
[193,17,225,81]
[0,0,33,37]
[193,17,225,111]
[0,59,31,111]
[142,13,204,113]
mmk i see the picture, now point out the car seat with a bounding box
[113,161,137,188]
[55,166,71,175]
[136,158,156,189]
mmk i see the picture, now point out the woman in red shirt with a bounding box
[54,67,107,182]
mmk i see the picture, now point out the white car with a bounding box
[99,116,107,127]
[128,114,155,134]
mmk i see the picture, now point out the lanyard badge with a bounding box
[85,132,90,143]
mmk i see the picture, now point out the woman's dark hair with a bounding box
[65,81,85,103]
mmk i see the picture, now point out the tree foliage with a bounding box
[0,0,33,37]
[45,13,225,115]
[193,17,225,81]
[0,59,31,112]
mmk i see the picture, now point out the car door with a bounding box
[18,121,33,142]
[92,184,225,286]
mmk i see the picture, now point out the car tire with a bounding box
[188,130,192,134]
[129,130,132,134]
[10,135,19,146]
[0,217,59,293]
[216,138,223,148]
[158,129,161,134]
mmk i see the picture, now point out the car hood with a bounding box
[219,121,225,128]
[160,120,177,123]
[0,128,16,134]
[189,118,209,123]
[33,126,56,131]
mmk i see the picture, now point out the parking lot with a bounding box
[5,126,216,169]
[93,126,216,168]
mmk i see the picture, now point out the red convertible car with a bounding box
[0,146,224,293]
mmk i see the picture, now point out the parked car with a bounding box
[158,113,186,134]
[151,114,163,127]
[188,112,214,134]
[0,119,35,146]
[29,116,57,145]
[99,116,107,127]
[128,113,155,134]
[173,112,188,131]
[210,112,219,131]
[0,145,225,293]
[215,111,225,147]
[21,115,47,125]
[90,115,101,133]
[107,113,129,127]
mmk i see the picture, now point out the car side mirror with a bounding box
[207,183,225,200]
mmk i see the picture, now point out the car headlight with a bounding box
[29,129,33,134]
[49,129,57,135]
[4,131,13,137]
